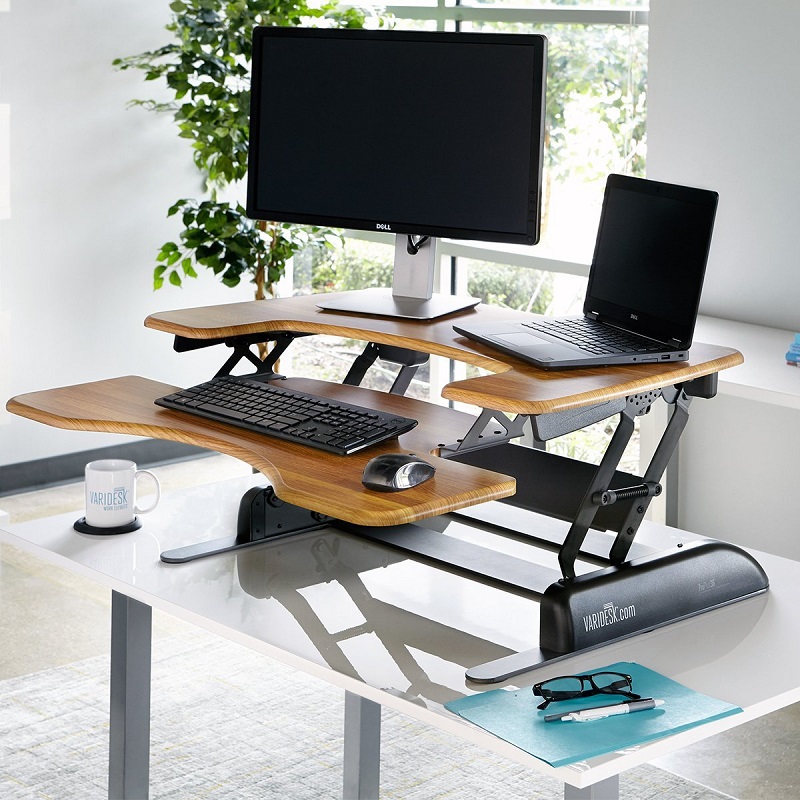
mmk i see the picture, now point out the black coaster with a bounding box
[73,517,142,535]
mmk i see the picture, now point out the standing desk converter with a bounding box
[7,294,767,685]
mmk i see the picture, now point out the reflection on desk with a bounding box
[236,534,515,705]
[2,474,773,709]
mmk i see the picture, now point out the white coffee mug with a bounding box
[84,459,160,529]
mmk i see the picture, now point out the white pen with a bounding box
[545,698,665,723]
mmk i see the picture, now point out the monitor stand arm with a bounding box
[392,234,437,299]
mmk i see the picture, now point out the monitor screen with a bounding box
[247,27,548,246]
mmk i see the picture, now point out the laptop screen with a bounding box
[585,175,718,346]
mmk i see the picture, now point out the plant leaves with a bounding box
[118,0,370,293]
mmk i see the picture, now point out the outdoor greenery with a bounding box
[114,0,371,301]
[467,261,554,313]
[307,240,394,295]
[543,23,647,181]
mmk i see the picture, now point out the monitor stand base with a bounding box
[317,235,479,320]
[317,287,479,321]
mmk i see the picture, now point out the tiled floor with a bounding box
[1,454,797,800]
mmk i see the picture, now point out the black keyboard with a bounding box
[155,375,418,455]
[522,317,664,356]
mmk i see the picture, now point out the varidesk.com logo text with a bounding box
[583,601,636,633]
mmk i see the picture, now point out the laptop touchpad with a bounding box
[495,333,577,360]
[495,332,550,347]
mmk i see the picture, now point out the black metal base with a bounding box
[466,538,769,683]
[160,486,332,563]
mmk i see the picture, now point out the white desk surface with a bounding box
[695,315,799,409]
[3,474,799,790]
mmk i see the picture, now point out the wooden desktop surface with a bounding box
[145,295,744,415]
[6,376,515,527]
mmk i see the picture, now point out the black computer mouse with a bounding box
[361,453,436,492]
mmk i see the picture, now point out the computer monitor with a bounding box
[247,27,548,319]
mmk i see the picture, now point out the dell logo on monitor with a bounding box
[376,223,392,231]
[630,313,639,320]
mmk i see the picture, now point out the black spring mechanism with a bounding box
[592,481,662,506]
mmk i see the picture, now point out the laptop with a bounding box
[453,174,719,369]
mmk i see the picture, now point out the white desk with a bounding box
[3,474,800,799]
[668,317,800,558]
[694,315,799,410]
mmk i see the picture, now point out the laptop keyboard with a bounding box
[155,375,418,455]
[522,317,664,356]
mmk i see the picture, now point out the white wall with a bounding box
[0,1,254,468]
[647,0,800,332]
[676,393,800,560]
[648,0,800,557]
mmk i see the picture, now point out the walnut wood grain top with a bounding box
[146,295,744,414]
[6,376,515,527]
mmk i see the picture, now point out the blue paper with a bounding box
[445,661,741,767]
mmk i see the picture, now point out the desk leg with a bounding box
[564,775,620,800]
[109,591,152,800]
[343,692,381,800]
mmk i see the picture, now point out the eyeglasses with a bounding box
[532,671,640,710]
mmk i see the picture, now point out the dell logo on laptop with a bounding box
[630,313,639,320]
[376,223,392,231]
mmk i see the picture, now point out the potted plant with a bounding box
[114,0,373,319]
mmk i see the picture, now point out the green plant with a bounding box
[114,0,372,301]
